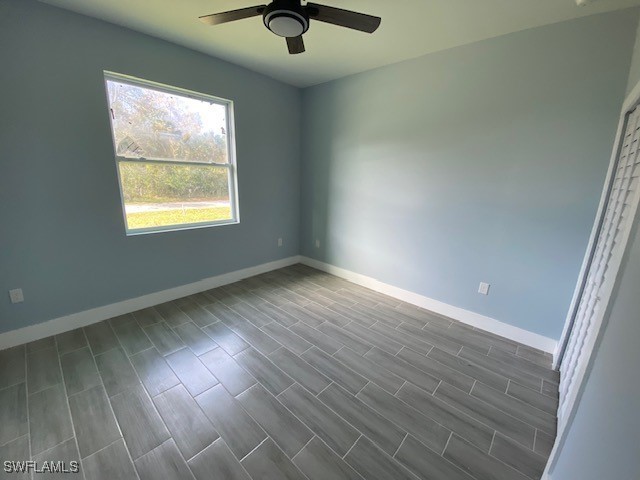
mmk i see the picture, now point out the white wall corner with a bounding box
[0,255,301,351]
[300,256,558,354]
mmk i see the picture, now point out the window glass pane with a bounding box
[118,162,232,231]
[106,79,228,164]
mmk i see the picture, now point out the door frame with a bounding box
[544,80,640,478]
[553,112,628,369]
[554,99,636,369]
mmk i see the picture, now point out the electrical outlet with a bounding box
[278,237,283,247]
[478,282,490,296]
[315,239,320,248]
[9,288,24,304]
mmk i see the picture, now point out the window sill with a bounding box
[125,219,240,236]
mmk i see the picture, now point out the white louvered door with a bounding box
[558,105,640,423]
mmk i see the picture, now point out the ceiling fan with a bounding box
[198,0,382,55]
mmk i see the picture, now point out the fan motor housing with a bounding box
[263,0,309,37]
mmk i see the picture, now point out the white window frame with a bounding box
[103,71,240,235]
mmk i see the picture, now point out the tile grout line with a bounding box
[125,344,156,359]
[354,381,371,397]
[341,434,362,460]
[274,381,297,400]
[492,388,558,441]
[90,320,143,479]
[486,429,549,478]
[0,378,28,395]
[237,436,270,463]
[352,379,462,463]
[24,345,33,480]
[330,345,346,358]
[0,434,29,450]
[55,335,88,480]
[431,380,443,397]
[57,343,92,358]
[456,346,553,395]
[271,378,398,467]
[437,379,544,451]
[205,381,289,468]
[392,433,409,458]
[504,390,558,417]
[312,381,430,475]
[290,434,316,462]
[488,431,497,454]
[437,379,527,439]
[394,380,408,396]
[440,431,454,456]
[121,323,221,477]
[313,380,335,398]
[80,436,126,463]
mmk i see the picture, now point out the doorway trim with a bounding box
[544,80,640,478]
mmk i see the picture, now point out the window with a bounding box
[104,72,238,234]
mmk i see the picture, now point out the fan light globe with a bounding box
[264,8,308,37]
[269,16,304,37]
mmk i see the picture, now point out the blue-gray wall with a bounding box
[300,9,638,339]
[0,0,301,333]
[627,16,640,95]
[549,20,640,478]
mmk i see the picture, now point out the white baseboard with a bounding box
[300,256,557,354]
[1,253,557,355]
[0,255,301,351]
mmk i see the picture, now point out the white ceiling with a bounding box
[40,0,640,87]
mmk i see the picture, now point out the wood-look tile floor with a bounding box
[0,264,559,480]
